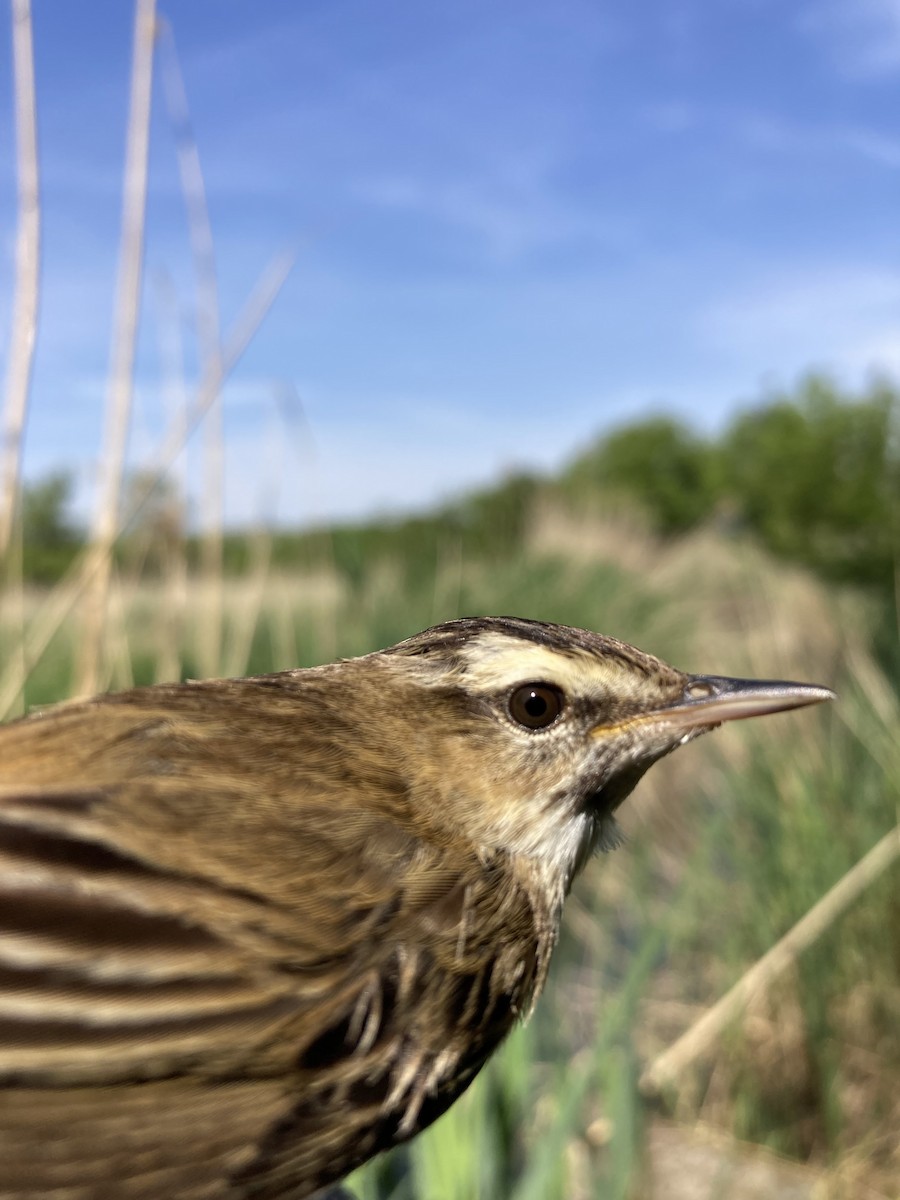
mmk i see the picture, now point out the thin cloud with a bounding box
[355,172,634,262]
[736,111,900,168]
[802,0,900,78]
[696,264,900,377]
[838,126,900,167]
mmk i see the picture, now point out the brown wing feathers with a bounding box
[0,680,540,1196]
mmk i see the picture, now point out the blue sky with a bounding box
[2,0,900,526]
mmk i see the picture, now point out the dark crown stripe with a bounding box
[388,615,664,677]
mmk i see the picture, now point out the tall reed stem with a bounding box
[75,0,156,697]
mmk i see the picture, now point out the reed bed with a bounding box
[4,520,896,1197]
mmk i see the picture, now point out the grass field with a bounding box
[4,507,897,1199]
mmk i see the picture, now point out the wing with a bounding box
[0,682,542,1197]
[0,695,317,1087]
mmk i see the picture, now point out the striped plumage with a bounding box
[0,617,833,1197]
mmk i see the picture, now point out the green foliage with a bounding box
[18,377,900,601]
[722,376,899,585]
[665,669,900,1169]
[9,501,897,1194]
[559,375,900,592]
[220,471,546,594]
[257,374,899,602]
[561,416,720,534]
[21,471,82,583]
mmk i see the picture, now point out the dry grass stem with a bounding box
[106,569,136,694]
[221,529,273,679]
[197,397,225,673]
[268,586,299,671]
[152,271,189,683]
[112,249,294,549]
[0,0,37,713]
[838,644,900,779]
[274,381,337,657]
[75,0,157,698]
[640,824,900,1097]
[158,18,224,677]
[0,250,292,716]
[157,18,221,361]
[0,0,40,715]
[113,250,293,540]
[0,0,41,561]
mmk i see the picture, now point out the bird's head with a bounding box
[372,617,834,891]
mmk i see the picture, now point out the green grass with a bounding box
[4,517,898,1197]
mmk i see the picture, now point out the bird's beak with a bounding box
[655,674,836,731]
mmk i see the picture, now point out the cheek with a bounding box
[426,718,583,817]
[507,734,590,816]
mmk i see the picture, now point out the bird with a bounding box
[0,615,833,1198]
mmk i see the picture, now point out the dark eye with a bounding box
[508,683,565,730]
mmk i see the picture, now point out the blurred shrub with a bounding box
[17,375,900,597]
[722,377,898,586]
[222,471,547,593]
[21,471,82,583]
[559,416,720,534]
[561,375,900,591]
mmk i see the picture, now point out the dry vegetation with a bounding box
[3,509,897,1198]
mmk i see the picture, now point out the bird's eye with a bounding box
[508,683,565,730]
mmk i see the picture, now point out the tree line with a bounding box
[16,374,900,594]
[559,374,898,590]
